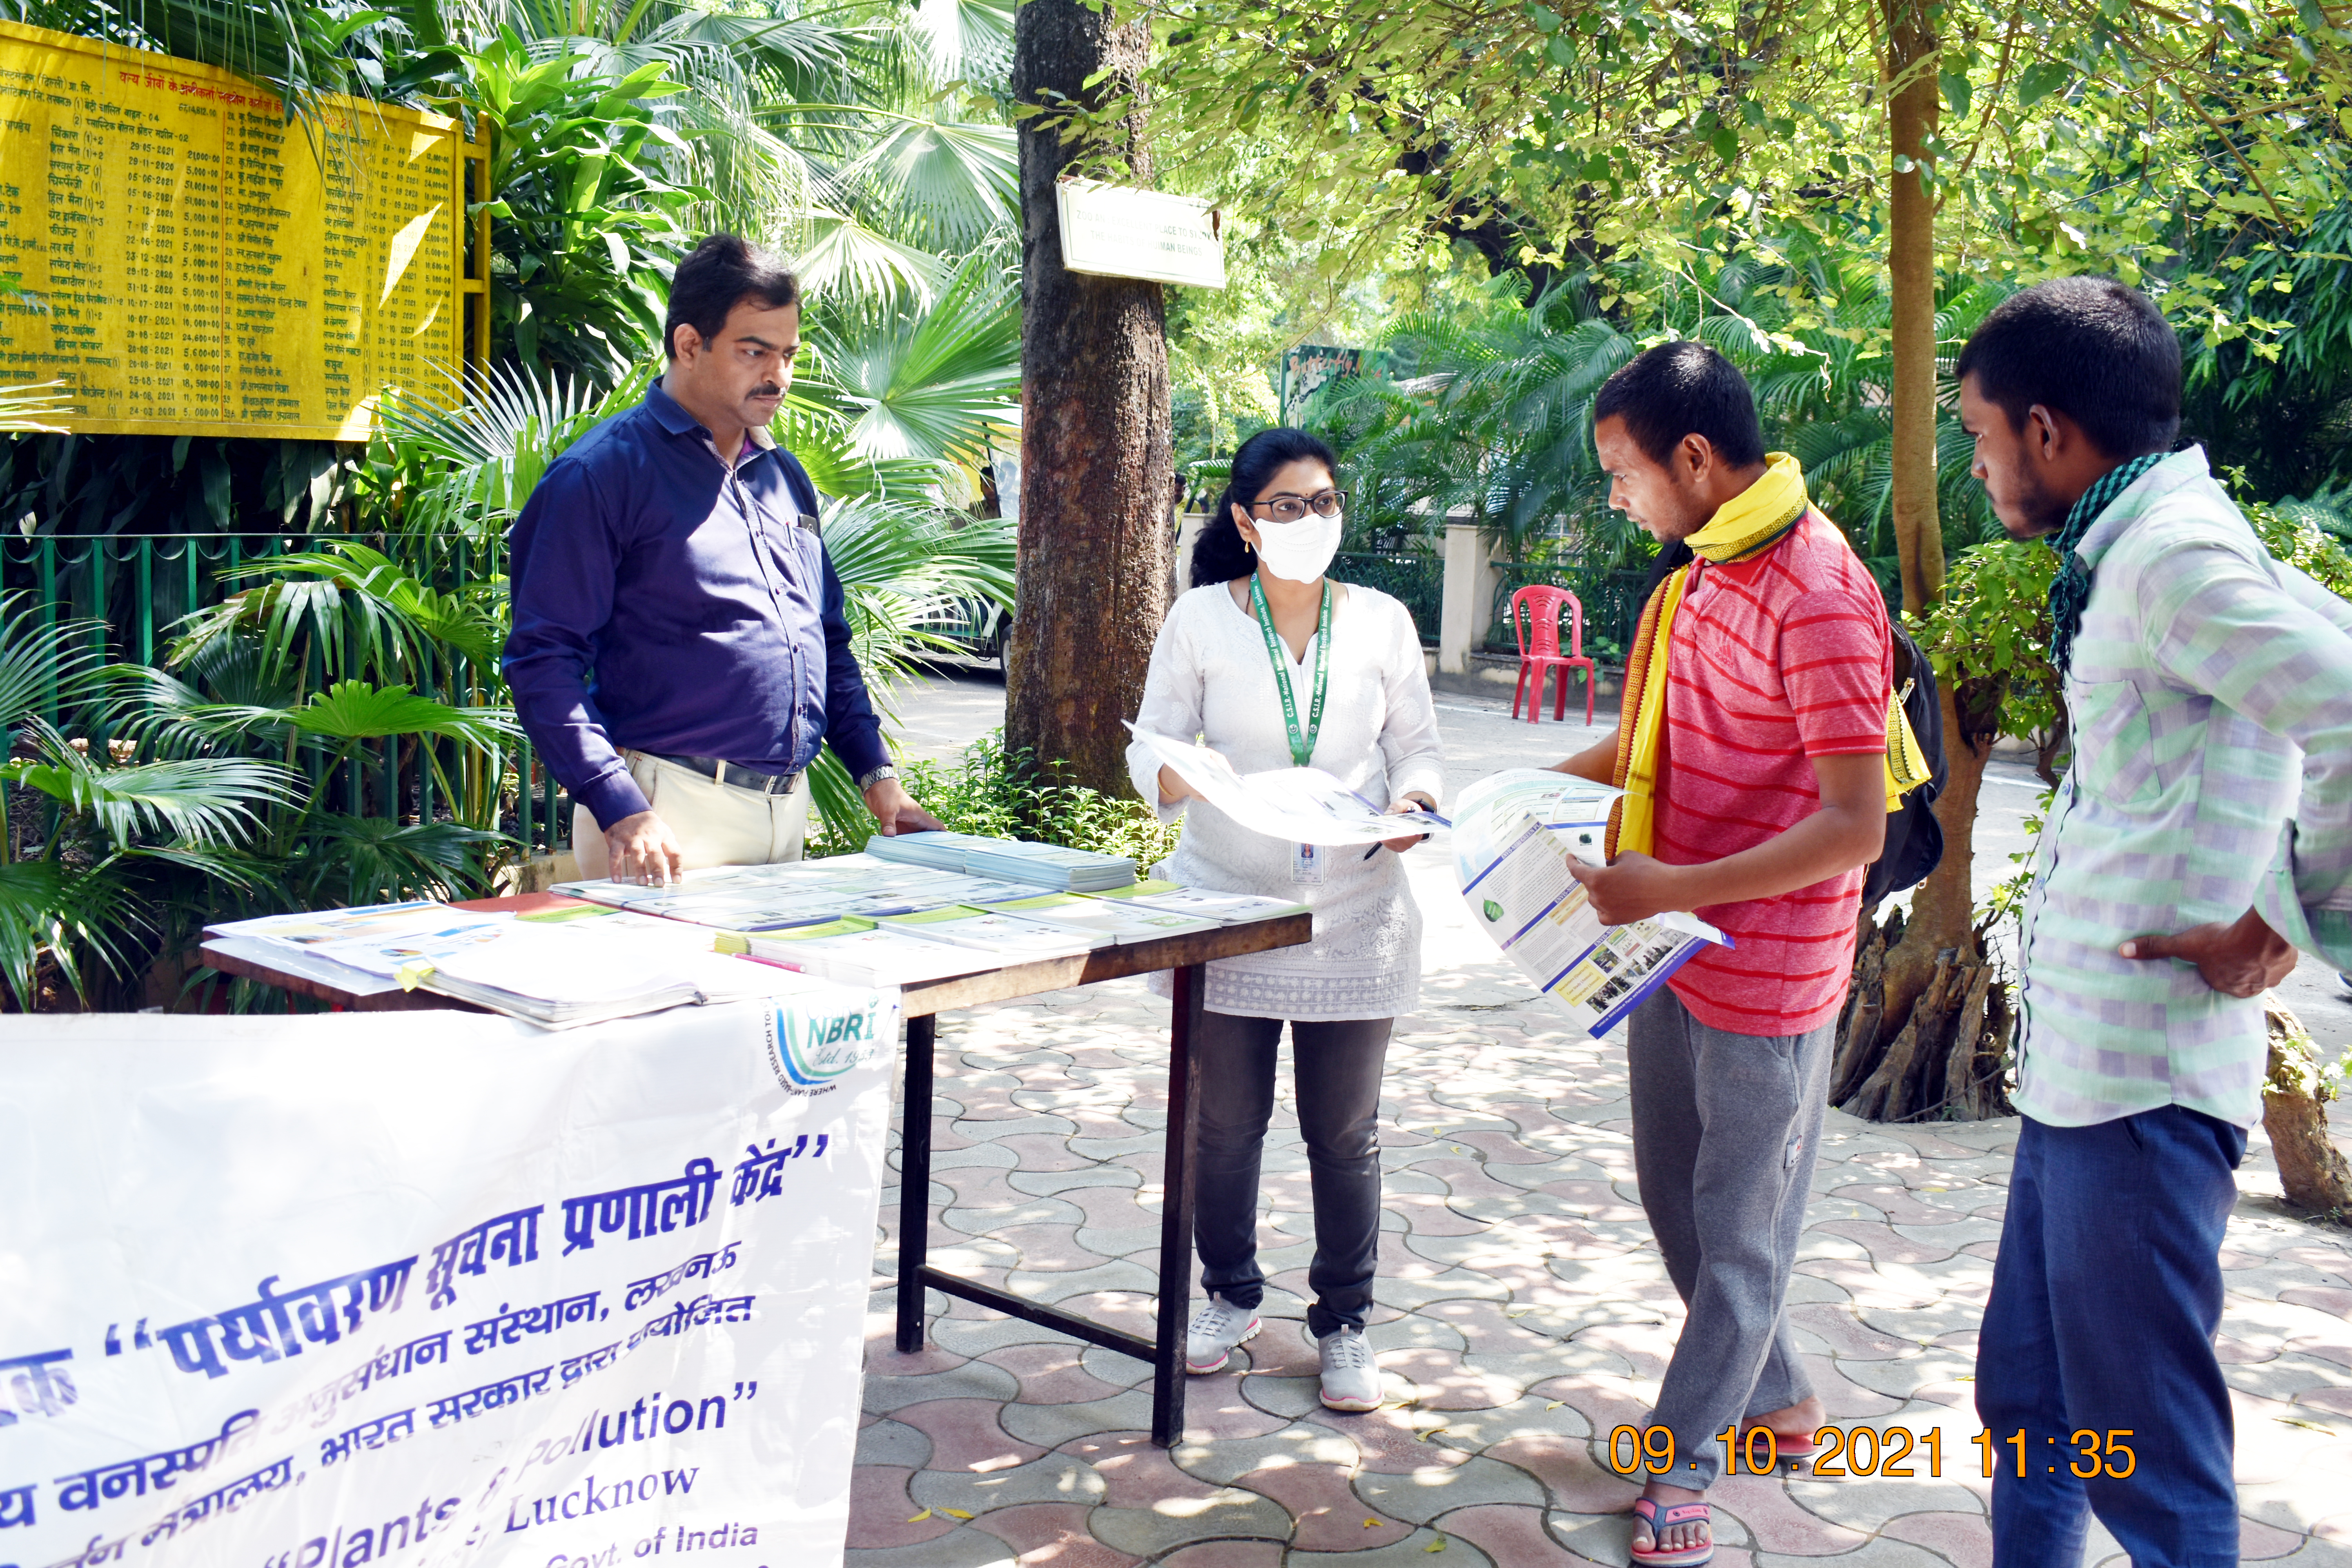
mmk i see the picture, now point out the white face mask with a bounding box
[1250,512,1343,583]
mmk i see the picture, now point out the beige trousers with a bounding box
[571,750,811,877]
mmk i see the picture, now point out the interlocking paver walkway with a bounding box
[851,845,2352,1568]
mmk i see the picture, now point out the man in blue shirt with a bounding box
[506,234,941,884]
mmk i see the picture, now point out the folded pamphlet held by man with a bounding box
[1126,724,1449,846]
[1452,769,1728,1040]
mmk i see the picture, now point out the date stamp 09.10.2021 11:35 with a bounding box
[1605,1425,2145,1480]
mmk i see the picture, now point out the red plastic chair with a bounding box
[1509,584,1597,725]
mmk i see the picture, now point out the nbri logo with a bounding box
[769,998,885,1089]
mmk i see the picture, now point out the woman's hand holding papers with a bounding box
[1379,792,1439,853]
[1157,765,1198,807]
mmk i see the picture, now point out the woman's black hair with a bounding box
[1190,426,1339,588]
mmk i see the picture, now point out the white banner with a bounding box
[0,987,899,1568]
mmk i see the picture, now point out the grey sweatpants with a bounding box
[1628,986,1835,1488]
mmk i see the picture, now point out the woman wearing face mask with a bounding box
[1125,426,1445,1414]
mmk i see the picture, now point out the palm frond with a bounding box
[828,111,1016,250]
[0,379,72,434]
[284,681,521,746]
[0,594,112,729]
[909,0,1013,85]
[788,211,947,303]
[809,252,1018,466]
[0,858,135,1007]
[219,544,505,671]
[2,721,299,849]
[379,361,652,537]
[293,814,506,906]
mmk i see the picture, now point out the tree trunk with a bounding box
[2265,1000,2352,1222]
[1885,0,1943,616]
[1005,0,1174,797]
[1881,678,1992,1031]
[1835,673,2018,1124]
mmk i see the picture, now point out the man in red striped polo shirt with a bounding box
[1551,343,1891,1568]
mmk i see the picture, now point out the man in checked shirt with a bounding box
[1957,277,2352,1568]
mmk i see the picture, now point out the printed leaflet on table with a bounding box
[981,893,1222,944]
[1126,725,1449,847]
[1098,883,1312,924]
[211,901,512,980]
[716,919,1000,988]
[874,904,1110,958]
[1450,769,1727,1040]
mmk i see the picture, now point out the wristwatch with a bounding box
[857,764,899,791]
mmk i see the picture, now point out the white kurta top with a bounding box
[1124,581,1446,1020]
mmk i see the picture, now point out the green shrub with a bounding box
[808,733,1183,869]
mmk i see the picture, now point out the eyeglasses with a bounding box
[1246,490,1346,523]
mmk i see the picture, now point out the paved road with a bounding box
[886,663,2352,1064]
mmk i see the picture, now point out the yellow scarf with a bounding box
[1607,454,1930,858]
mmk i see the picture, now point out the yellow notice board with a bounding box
[0,21,489,440]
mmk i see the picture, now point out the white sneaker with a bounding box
[1316,1326,1382,1411]
[1185,1293,1261,1374]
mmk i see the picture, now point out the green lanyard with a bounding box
[1249,573,1332,768]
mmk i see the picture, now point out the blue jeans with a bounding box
[1977,1107,2247,1568]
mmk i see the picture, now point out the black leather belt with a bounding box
[653,753,801,795]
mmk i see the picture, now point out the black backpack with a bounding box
[1860,621,1947,907]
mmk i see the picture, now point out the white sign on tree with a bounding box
[1054,177,1226,289]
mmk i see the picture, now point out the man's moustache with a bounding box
[751,385,782,398]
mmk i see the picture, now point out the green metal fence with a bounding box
[0,532,570,857]
[1334,551,1443,646]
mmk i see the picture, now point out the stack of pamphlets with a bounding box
[962,839,1135,892]
[856,831,987,873]
[874,904,1109,958]
[717,918,1000,988]
[1096,882,1312,925]
[209,900,833,1028]
[981,891,1221,944]
[1450,769,1726,1040]
[421,920,805,1029]
[865,832,1136,892]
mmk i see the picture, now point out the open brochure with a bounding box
[210,900,844,1027]
[1452,769,1728,1040]
[211,900,513,979]
[1127,724,1448,847]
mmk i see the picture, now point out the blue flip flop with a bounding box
[1630,1496,1714,1566]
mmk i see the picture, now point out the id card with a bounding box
[1292,841,1325,886]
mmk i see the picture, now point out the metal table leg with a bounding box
[895,1011,936,1354]
[888,967,1206,1447]
[1150,961,1206,1446]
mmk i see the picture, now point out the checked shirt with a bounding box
[2015,447,2352,1129]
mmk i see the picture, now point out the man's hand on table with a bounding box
[867,777,946,836]
[605,809,684,886]
[2120,907,2299,999]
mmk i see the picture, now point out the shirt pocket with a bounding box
[2066,679,2161,810]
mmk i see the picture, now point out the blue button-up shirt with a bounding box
[504,378,890,830]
